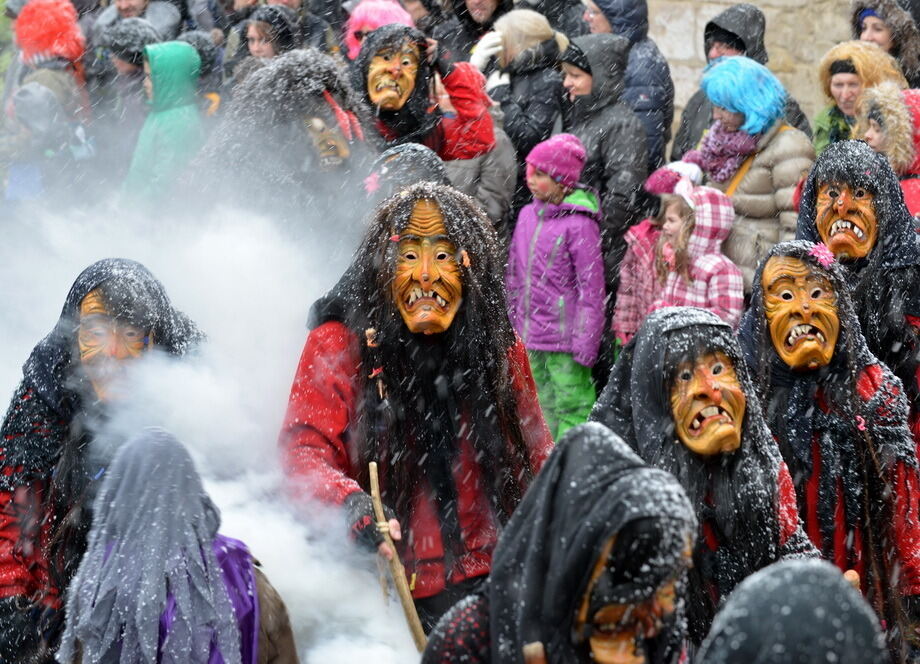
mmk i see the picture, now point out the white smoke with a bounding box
[0,203,418,663]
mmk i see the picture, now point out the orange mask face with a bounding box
[815,182,878,259]
[77,289,151,401]
[367,40,420,111]
[392,200,463,334]
[762,256,840,371]
[669,351,745,456]
[305,115,350,171]
[574,537,684,664]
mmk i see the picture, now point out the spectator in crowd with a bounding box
[814,40,906,156]
[670,3,812,162]
[559,33,647,388]
[648,182,744,329]
[431,0,512,65]
[123,41,204,203]
[267,0,338,54]
[857,80,920,216]
[684,56,814,291]
[486,9,568,212]
[506,134,606,439]
[852,0,920,86]
[91,0,181,44]
[612,160,702,347]
[579,0,673,172]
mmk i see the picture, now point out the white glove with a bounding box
[469,31,503,71]
[486,70,510,92]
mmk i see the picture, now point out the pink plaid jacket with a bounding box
[651,186,744,328]
[612,218,661,344]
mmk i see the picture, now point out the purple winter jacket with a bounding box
[506,189,606,366]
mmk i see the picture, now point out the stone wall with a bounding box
[647,0,852,143]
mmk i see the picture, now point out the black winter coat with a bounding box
[670,3,812,161]
[430,0,512,65]
[593,0,673,172]
[562,33,647,298]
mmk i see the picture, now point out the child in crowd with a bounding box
[123,41,204,203]
[612,160,702,346]
[650,181,744,327]
[506,134,605,439]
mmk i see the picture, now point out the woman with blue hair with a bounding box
[684,56,815,291]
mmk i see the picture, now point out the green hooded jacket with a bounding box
[124,41,203,201]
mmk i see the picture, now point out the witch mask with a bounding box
[304,115,350,171]
[669,352,745,456]
[367,39,420,111]
[392,199,463,334]
[762,256,840,371]
[815,182,878,260]
[77,289,151,401]
[574,536,682,664]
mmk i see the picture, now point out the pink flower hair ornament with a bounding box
[808,243,836,268]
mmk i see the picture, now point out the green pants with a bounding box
[528,350,596,441]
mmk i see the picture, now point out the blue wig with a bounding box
[702,56,787,135]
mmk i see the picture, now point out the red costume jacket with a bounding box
[802,364,920,596]
[279,321,553,599]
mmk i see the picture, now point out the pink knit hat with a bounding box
[525,133,586,189]
[643,161,703,195]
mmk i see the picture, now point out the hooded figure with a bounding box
[0,259,203,661]
[123,40,203,203]
[364,142,451,204]
[856,80,920,215]
[193,48,374,256]
[353,24,496,166]
[670,4,812,162]
[559,34,647,332]
[583,0,674,172]
[421,422,697,664]
[91,0,181,43]
[697,559,886,664]
[738,240,920,660]
[280,183,553,631]
[796,140,920,450]
[590,307,816,643]
[852,0,920,87]
[57,428,298,664]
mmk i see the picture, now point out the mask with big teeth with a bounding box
[392,199,463,334]
[762,256,840,370]
[367,40,420,111]
[669,351,745,456]
[573,537,682,664]
[77,289,151,401]
[305,115,350,171]
[815,182,878,260]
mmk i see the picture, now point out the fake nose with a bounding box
[387,60,403,76]
[834,189,854,214]
[695,370,723,404]
[413,249,440,288]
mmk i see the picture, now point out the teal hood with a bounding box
[145,41,201,111]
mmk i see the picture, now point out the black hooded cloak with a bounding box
[697,559,886,663]
[421,422,697,664]
[351,25,440,148]
[796,140,920,422]
[738,240,920,659]
[590,306,816,643]
[0,258,202,659]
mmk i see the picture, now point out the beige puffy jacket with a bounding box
[713,119,815,290]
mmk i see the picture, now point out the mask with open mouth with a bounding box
[77,289,151,401]
[815,182,877,260]
[304,115,350,171]
[669,351,745,456]
[392,199,463,334]
[762,256,840,370]
[367,39,420,111]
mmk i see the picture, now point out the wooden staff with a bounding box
[369,461,428,652]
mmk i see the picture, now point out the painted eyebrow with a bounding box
[766,273,798,290]
[398,234,452,242]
